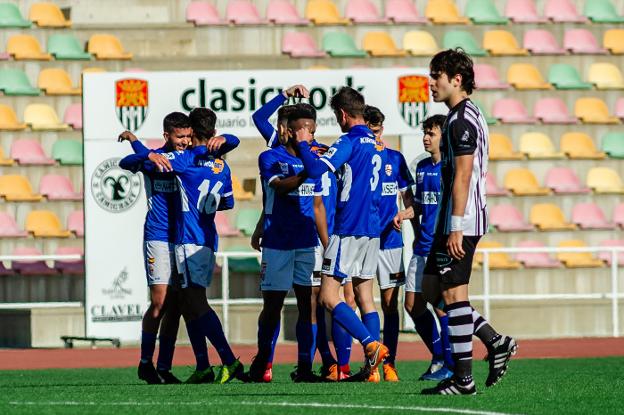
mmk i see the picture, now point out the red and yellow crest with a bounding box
[210,158,225,174]
[115,79,149,132]
[398,75,429,128]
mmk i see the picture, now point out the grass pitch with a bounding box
[1,357,621,415]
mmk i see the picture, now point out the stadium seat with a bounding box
[534,98,577,124]
[226,0,265,24]
[504,168,550,195]
[519,132,564,159]
[186,1,223,25]
[0,175,42,201]
[54,246,85,275]
[0,147,14,166]
[486,172,508,196]
[507,64,551,90]
[0,52,8,60]
[12,247,57,275]
[492,98,536,124]
[38,68,80,95]
[515,241,561,268]
[489,204,533,231]
[322,32,366,57]
[475,241,520,269]
[26,210,71,238]
[560,132,606,159]
[216,211,241,237]
[0,3,31,27]
[0,211,26,237]
[10,139,55,165]
[306,0,349,24]
[232,175,253,200]
[465,0,508,24]
[47,34,91,60]
[604,29,624,54]
[505,0,547,23]
[88,34,132,60]
[29,2,71,27]
[0,105,26,130]
[40,174,81,201]
[483,30,528,56]
[601,132,624,158]
[616,98,624,120]
[425,0,469,24]
[586,167,624,193]
[545,167,591,194]
[489,133,522,160]
[52,139,83,165]
[474,64,508,90]
[473,100,497,125]
[598,240,624,266]
[0,68,40,95]
[363,32,406,57]
[548,64,592,90]
[523,30,565,55]
[443,30,487,57]
[63,103,82,130]
[24,104,69,130]
[7,34,51,60]
[67,210,84,237]
[588,63,624,90]
[385,0,427,23]
[236,208,262,236]
[403,31,438,56]
[225,245,260,273]
[530,203,576,231]
[282,32,326,57]
[614,203,624,228]
[583,0,624,23]
[267,0,308,24]
[575,98,619,124]
[345,0,387,23]
[564,29,607,54]
[572,203,615,230]
[544,0,587,22]
[557,240,604,268]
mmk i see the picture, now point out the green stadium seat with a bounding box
[236,208,262,236]
[47,34,91,60]
[224,246,260,274]
[0,69,40,96]
[0,3,31,27]
[583,0,624,23]
[472,100,496,125]
[322,32,367,57]
[443,30,487,57]
[52,139,83,165]
[548,64,592,90]
[602,132,624,158]
[465,0,509,24]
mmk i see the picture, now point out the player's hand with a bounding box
[447,231,465,260]
[314,146,328,155]
[393,212,404,231]
[118,131,138,143]
[206,136,226,153]
[294,127,313,144]
[148,152,172,172]
[283,85,310,99]
[250,229,262,251]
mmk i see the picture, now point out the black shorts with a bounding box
[423,234,481,286]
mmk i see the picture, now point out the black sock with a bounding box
[472,307,501,350]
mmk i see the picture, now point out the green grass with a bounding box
[0,358,621,415]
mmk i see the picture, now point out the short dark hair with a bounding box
[330,86,365,117]
[163,112,190,134]
[422,114,447,132]
[363,105,385,126]
[429,48,475,95]
[189,107,217,140]
[277,105,297,124]
[287,103,317,124]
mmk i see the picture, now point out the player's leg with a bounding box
[312,243,338,378]
[434,307,454,372]
[155,285,182,383]
[332,280,353,379]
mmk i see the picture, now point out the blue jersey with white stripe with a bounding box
[379,148,414,250]
[413,157,441,256]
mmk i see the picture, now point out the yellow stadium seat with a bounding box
[7,34,51,60]
[25,210,71,237]
[0,175,42,201]
[425,0,469,24]
[560,132,606,159]
[489,133,523,160]
[530,203,576,230]
[232,175,253,201]
[0,147,14,166]
[308,65,330,70]
[586,167,624,193]
[24,104,69,130]
[87,34,132,60]
[557,240,604,268]
[575,97,619,124]
[588,63,624,89]
[519,132,564,159]
[305,0,350,24]
[604,29,624,54]
[0,105,27,130]
[504,168,550,195]
[475,241,520,269]
[483,30,528,56]
[29,2,71,27]
[507,64,551,90]
[38,68,81,95]
[362,32,406,57]
[403,31,439,56]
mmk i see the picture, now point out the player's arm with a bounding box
[296,130,351,179]
[206,134,240,157]
[397,152,415,210]
[250,212,264,251]
[258,150,305,195]
[217,165,235,211]
[118,132,153,172]
[270,173,308,195]
[314,195,329,249]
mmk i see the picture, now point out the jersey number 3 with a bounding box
[370,154,382,191]
[197,180,223,214]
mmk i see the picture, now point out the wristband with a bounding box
[450,215,463,232]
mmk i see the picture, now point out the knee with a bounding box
[404,300,413,315]
[381,301,396,316]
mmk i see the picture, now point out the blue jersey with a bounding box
[259,145,320,250]
[379,149,414,250]
[413,157,442,256]
[318,125,387,238]
[252,92,286,148]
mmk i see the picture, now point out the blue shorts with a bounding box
[260,247,316,291]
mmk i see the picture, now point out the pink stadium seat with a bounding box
[486,172,508,196]
[564,29,607,54]
[545,167,590,194]
[40,174,81,200]
[267,0,308,24]
[216,211,241,236]
[492,98,536,124]
[598,240,624,266]
[0,211,26,237]
[345,0,388,23]
[0,52,8,60]
[534,98,577,124]
[226,0,265,24]
[10,139,55,165]
[474,64,509,90]
[615,98,624,119]
[505,0,547,23]
[515,241,561,268]
[385,0,427,23]
[67,210,84,237]
[614,203,624,228]
[186,1,223,25]
[146,139,164,150]
[282,32,326,57]
[124,67,146,72]
[544,0,588,22]
[572,203,615,230]
[63,103,82,130]
[489,204,533,231]
[11,247,57,275]
[54,246,85,275]
[523,30,565,55]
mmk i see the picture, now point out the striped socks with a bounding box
[472,307,501,351]
[444,301,475,386]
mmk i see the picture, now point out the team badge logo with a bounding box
[115,78,149,132]
[91,157,142,213]
[385,164,393,176]
[398,75,429,128]
[210,158,225,174]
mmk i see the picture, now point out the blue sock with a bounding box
[140,331,157,364]
[186,320,209,371]
[413,310,436,357]
[439,315,454,369]
[383,312,400,364]
[296,320,317,372]
[267,320,281,364]
[316,307,337,366]
[362,312,381,342]
[156,335,176,371]
[331,302,373,346]
[332,317,352,366]
[199,310,235,366]
[257,320,278,362]
[431,314,444,362]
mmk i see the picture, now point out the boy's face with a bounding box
[278,119,290,145]
[423,125,441,154]
[367,122,384,141]
[429,71,458,103]
[289,118,316,144]
[164,127,192,151]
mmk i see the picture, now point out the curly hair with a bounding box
[429,48,475,95]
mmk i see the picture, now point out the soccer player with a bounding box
[420,49,517,395]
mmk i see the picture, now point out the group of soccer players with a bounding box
[119,48,516,395]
